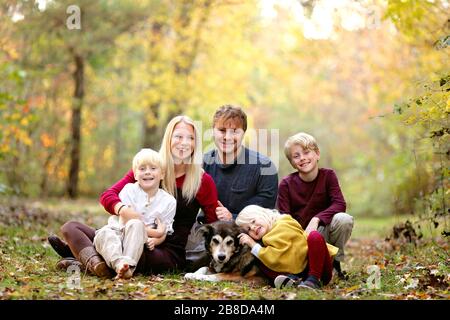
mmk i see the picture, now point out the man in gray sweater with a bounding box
[185,105,278,270]
[203,105,279,220]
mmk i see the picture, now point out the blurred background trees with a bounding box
[0,0,448,225]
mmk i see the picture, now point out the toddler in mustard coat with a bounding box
[236,205,338,290]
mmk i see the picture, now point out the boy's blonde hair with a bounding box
[235,205,282,232]
[284,132,319,162]
[159,115,203,202]
[132,148,165,174]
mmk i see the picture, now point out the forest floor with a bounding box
[0,197,448,300]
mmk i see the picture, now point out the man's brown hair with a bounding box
[213,105,247,132]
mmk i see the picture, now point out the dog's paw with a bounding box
[201,275,219,282]
[195,274,219,282]
[184,273,219,282]
[184,272,197,280]
[184,272,206,281]
[196,266,209,275]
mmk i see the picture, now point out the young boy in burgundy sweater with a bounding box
[277,132,353,279]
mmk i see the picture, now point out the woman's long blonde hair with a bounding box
[159,115,203,202]
[235,205,282,231]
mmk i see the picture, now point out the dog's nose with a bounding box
[218,254,226,261]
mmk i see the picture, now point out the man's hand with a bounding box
[216,200,233,221]
[238,233,256,248]
[305,217,320,235]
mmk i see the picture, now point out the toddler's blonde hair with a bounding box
[284,132,319,162]
[132,148,165,175]
[235,205,282,232]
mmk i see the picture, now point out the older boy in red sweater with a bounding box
[277,132,353,279]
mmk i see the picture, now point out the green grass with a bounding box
[0,198,448,300]
[354,213,448,239]
[352,215,402,239]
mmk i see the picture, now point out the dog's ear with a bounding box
[199,224,214,240]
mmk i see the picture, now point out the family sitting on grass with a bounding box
[48,105,354,290]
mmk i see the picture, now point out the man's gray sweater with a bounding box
[203,147,279,218]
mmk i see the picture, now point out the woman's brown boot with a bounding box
[56,257,82,270]
[77,246,113,278]
[48,235,74,258]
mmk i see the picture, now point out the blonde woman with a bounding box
[236,205,338,290]
[49,116,219,276]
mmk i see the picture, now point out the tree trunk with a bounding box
[167,0,213,123]
[142,102,161,149]
[67,54,84,198]
[39,153,52,197]
[143,22,164,149]
[113,106,123,172]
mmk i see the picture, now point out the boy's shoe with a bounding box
[274,275,300,289]
[333,260,349,280]
[298,280,321,291]
[336,270,349,280]
[297,275,321,291]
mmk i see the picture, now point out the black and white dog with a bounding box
[184,221,266,284]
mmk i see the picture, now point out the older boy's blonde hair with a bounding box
[235,205,282,232]
[284,132,319,162]
[132,148,165,174]
[159,115,203,202]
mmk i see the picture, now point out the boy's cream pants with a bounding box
[317,212,354,262]
[93,219,147,273]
